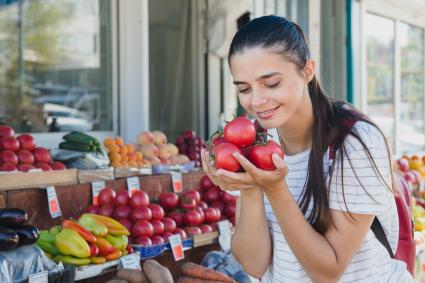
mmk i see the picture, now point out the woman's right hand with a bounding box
[201,149,260,192]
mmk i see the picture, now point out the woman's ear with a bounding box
[303,59,316,83]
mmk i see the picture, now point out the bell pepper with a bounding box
[78,214,108,237]
[49,226,62,235]
[37,240,61,256]
[95,237,116,256]
[105,249,122,261]
[90,256,106,264]
[63,220,97,243]
[87,214,129,235]
[105,234,128,251]
[89,243,99,257]
[55,228,90,258]
[53,255,91,266]
[36,230,61,256]
[126,245,134,254]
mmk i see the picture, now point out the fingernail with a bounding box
[233,152,240,158]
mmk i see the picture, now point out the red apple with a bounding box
[129,191,150,208]
[51,161,66,170]
[17,164,35,172]
[1,137,19,152]
[133,235,152,246]
[162,217,177,233]
[33,147,51,163]
[0,163,17,171]
[98,188,116,205]
[0,126,14,138]
[114,190,130,206]
[17,134,36,151]
[148,204,165,220]
[150,219,165,235]
[17,149,34,164]
[130,206,152,222]
[0,150,18,165]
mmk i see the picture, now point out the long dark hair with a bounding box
[228,16,394,234]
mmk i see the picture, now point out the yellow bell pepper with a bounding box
[87,214,129,235]
[78,214,108,237]
[55,228,90,258]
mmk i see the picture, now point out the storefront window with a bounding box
[366,13,395,147]
[399,22,425,153]
[0,0,115,133]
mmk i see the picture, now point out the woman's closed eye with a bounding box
[238,87,251,94]
[265,81,280,88]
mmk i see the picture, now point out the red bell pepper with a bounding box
[95,237,116,256]
[62,220,97,243]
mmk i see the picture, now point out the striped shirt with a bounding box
[232,121,413,283]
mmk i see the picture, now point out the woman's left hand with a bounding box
[215,152,289,193]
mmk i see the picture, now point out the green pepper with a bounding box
[36,239,61,256]
[53,255,91,266]
[49,226,62,235]
[78,214,108,237]
[55,228,90,258]
[105,234,128,251]
[39,230,56,244]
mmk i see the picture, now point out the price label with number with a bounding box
[28,271,48,283]
[91,181,106,205]
[171,171,183,193]
[120,253,141,270]
[169,234,184,261]
[126,177,141,196]
[218,220,232,251]
[46,186,61,218]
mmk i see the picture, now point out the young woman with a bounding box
[201,16,413,282]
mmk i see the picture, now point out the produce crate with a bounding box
[78,167,115,183]
[74,259,120,281]
[0,169,78,190]
[132,238,193,259]
[48,265,76,283]
[114,166,152,178]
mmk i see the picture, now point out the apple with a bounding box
[17,149,34,164]
[17,164,35,172]
[118,218,132,231]
[0,125,14,138]
[167,143,179,157]
[1,137,20,152]
[51,161,66,170]
[140,144,159,159]
[16,134,36,151]
[148,204,165,220]
[0,163,17,171]
[138,131,155,145]
[162,217,177,233]
[113,205,132,219]
[0,150,18,165]
[33,147,51,163]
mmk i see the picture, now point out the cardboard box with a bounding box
[0,169,78,190]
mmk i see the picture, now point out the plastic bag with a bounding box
[0,245,64,283]
[52,149,109,170]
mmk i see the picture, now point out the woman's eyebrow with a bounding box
[233,72,282,85]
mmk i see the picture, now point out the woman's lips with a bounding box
[256,106,280,120]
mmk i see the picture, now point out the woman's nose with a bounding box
[250,90,268,107]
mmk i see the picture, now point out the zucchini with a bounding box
[63,131,96,145]
[59,141,92,152]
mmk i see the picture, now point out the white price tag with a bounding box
[91,181,106,205]
[126,177,141,196]
[120,253,141,270]
[171,171,183,193]
[218,220,232,251]
[28,271,48,283]
[169,234,184,261]
[46,186,61,218]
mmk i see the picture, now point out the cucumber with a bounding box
[59,141,92,152]
[63,131,96,145]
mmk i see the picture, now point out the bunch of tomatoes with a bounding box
[209,116,284,172]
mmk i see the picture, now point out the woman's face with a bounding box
[230,47,309,129]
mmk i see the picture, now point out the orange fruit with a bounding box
[128,160,138,168]
[111,161,122,168]
[104,137,116,147]
[119,145,128,155]
[108,152,121,162]
[126,144,135,154]
[121,154,129,162]
[106,143,120,153]
[115,137,125,146]
[134,152,143,161]
[121,161,129,168]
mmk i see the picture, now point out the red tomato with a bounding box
[162,217,177,233]
[202,187,221,204]
[214,143,241,172]
[129,191,150,208]
[159,192,179,210]
[130,206,152,222]
[183,190,201,204]
[248,140,284,170]
[98,188,116,205]
[173,227,187,240]
[184,226,202,237]
[179,195,197,210]
[224,201,236,217]
[148,204,165,220]
[150,219,165,235]
[131,220,153,237]
[223,116,256,148]
[167,210,185,227]
[199,224,213,233]
[200,175,214,191]
[114,190,130,206]
[183,210,203,226]
[204,207,220,223]
[151,235,165,245]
